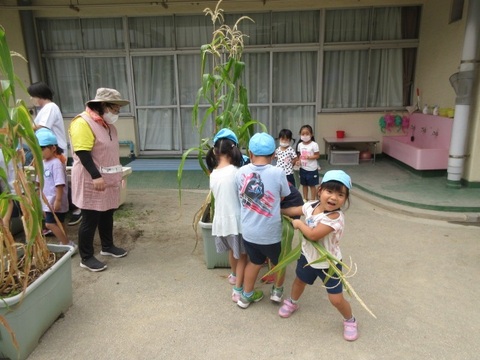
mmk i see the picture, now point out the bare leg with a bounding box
[328,292,353,319]
[228,250,237,277]
[290,276,307,301]
[243,261,262,293]
[46,222,69,245]
[302,185,308,200]
[235,253,248,289]
[309,186,317,200]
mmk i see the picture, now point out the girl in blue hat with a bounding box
[206,128,247,302]
[280,170,358,341]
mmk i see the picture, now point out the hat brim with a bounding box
[86,99,130,106]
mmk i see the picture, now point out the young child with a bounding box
[35,128,77,252]
[235,132,291,308]
[274,129,298,187]
[279,170,358,341]
[296,125,320,200]
[206,128,247,302]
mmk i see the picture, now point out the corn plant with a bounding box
[1,25,53,301]
[177,1,266,246]
[263,216,377,318]
[177,0,266,192]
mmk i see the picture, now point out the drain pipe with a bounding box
[18,0,42,82]
[447,0,480,188]
[119,140,136,159]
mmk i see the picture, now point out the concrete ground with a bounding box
[27,188,480,360]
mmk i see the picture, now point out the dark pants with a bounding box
[78,208,115,260]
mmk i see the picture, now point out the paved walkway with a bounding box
[28,188,480,360]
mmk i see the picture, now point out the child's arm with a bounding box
[292,212,339,241]
[54,185,64,212]
[292,219,333,240]
[281,205,303,217]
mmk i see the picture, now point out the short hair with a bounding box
[27,82,54,101]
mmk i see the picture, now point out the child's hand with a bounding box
[292,219,301,229]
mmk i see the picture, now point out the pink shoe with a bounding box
[278,299,299,318]
[343,320,358,341]
[228,274,236,285]
[232,290,242,303]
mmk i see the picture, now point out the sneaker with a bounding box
[228,273,237,285]
[261,274,275,284]
[343,320,358,341]
[237,290,264,309]
[232,290,241,303]
[80,256,107,272]
[270,286,284,303]
[68,213,82,226]
[100,246,128,258]
[42,228,52,236]
[279,299,299,318]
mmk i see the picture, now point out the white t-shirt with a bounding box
[35,102,67,151]
[301,201,344,269]
[210,164,242,237]
[297,141,319,171]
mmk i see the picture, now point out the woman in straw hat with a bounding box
[69,88,129,272]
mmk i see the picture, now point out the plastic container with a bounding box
[336,130,345,139]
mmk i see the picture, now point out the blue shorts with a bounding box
[296,254,343,294]
[45,212,67,224]
[243,240,281,266]
[299,168,319,186]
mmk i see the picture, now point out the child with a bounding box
[206,128,247,302]
[279,170,358,341]
[296,125,320,200]
[274,129,298,187]
[261,181,304,284]
[235,132,291,308]
[35,128,77,252]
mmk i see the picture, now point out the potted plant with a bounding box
[177,0,266,268]
[0,25,75,360]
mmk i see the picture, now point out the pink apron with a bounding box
[70,112,122,211]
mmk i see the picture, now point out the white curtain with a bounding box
[323,7,403,109]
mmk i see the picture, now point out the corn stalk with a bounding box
[177,0,266,200]
[264,216,377,318]
[1,24,55,345]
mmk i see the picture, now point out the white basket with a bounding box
[329,150,360,165]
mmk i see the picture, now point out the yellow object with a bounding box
[447,108,455,118]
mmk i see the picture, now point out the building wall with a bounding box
[1,0,478,181]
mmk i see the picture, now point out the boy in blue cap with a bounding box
[35,128,77,253]
[235,132,291,308]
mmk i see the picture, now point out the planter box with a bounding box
[0,244,74,360]
[198,221,230,269]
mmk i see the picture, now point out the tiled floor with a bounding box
[125,156,480,213]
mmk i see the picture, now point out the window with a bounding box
[36,6,420,154]
[323,6,420,110]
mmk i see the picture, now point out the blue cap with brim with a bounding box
[249,132,275,156]
[321,170,352,189]
[35,128,58,146]
[213,128,238,145]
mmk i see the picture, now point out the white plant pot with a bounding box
[0,244,74,360]
[198,221,230,269]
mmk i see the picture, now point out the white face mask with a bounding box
[301,135,311,143]
[279,142,290,148]
[103,112,119,124]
